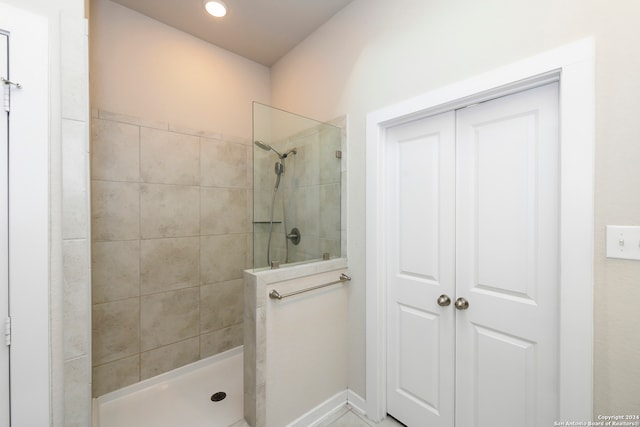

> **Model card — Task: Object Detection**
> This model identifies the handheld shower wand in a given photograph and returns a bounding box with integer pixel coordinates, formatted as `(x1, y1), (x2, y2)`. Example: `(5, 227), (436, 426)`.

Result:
(254, 141), (297, 190)
(254, 141), (298, 267)
(254, 140), (297, 160)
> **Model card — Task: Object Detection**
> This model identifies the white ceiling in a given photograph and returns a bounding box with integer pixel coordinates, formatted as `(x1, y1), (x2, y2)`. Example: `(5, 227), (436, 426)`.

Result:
(108, 0), (354, 66)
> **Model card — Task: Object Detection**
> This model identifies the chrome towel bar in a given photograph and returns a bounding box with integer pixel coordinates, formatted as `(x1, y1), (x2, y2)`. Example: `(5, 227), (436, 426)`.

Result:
(269, 273), (351, 300)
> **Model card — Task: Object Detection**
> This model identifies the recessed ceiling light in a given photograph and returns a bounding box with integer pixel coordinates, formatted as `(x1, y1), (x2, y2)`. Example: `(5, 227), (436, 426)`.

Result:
(203, 0), (227, 18)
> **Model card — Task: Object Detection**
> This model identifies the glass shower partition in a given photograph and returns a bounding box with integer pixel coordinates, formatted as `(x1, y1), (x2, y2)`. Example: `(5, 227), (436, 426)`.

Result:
(252, 102), (342, 270)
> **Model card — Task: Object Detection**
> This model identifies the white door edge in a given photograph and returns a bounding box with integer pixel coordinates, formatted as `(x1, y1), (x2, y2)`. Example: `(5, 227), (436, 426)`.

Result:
(365, 37), (594, 423)
(0, 3), (50, 426)
(0, 30), (9, 427)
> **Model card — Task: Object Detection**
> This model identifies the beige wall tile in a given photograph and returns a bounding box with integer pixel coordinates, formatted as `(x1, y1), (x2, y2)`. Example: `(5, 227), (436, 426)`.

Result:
(201, 235), (247, 283)
(253, 152), (277, 222)
(253, 231), (266, 268)
(92, 298), (140, 365)
(140, 237), (199, 295)
(91, 114), (257, 393)
(253, 227), (288, 268)
(92, 240), (140, 304)
(200, 279), (244, 333)
(291, 134), (320, 187)
(168, 123), (222, 140)
(62, 190), (89, 242)
(319, 239), (341, 261)
(320, 183), (341, 240)
(63, 356), (91, 427)
(289, 235), (320, 264)
(61, 13), (88, 121)
(246, 145), (253, 192)
(201, 138), (247, 188)
(201, 188), (248, 235)
(246, 189), (254, 231)
(62, 119), (89, 240)
(92, 355), (139, 397)
(60, 15), (91, 426)
(141, 128), (200, 185)
(140, 338), (199, 380)
(92, 181), (140, 241)
(98, 110), (168, 130)
(292, 185), (320, 238)
(319, 126), (342, 185)
(246, 233), (254, 269)
(140, 184), (200, 238)
(200, 324), (243, 358)
(63, 240), (91, 359)
(91, 118), (140, 182)
(140, 288), (199, 351)
(253, 188), (276, 224)
(222, 135), (250, 146)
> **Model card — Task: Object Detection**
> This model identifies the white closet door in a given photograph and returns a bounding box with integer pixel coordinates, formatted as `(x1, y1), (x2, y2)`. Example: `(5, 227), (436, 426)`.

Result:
(0, 31), (9, 427)
(455, 83), (560, 427)
(386, 111), (456, 427)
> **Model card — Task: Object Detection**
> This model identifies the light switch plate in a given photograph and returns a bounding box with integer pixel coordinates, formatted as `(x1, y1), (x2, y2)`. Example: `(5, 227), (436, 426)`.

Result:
(606, 225), (640, 260)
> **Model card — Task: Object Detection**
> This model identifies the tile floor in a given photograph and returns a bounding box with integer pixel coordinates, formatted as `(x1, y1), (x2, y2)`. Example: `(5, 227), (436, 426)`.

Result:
(230, 405), (405, 427)
(231, 407), (404, 427)
(320, 406), (405, 427)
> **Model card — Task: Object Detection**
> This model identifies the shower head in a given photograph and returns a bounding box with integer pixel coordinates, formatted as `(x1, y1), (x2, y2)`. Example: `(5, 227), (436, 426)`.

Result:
(254, 140), (283, 158)
(254, 140), (273, 152)
(254, 141), (296, 159)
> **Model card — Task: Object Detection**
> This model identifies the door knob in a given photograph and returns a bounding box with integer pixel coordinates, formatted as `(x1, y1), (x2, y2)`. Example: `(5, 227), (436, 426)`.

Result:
(455, 297), (469, 310)
(437, 294), (451, 307)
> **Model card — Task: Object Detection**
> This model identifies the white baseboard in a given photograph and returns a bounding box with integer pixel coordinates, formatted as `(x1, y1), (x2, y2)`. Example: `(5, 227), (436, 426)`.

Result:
(286, 390), (348, 427)
(285, 388), (368, 427)
(346, 389), (366, 415)
(94, 381), (363, 427)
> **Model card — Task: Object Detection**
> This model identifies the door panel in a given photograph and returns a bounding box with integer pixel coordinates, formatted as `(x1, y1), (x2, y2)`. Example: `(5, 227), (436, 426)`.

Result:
(398, 130), (440, 278)
(397, 305), (440, 406)
(473, 325), (535, 427)
(386, 112), (455, 427)
(386, 83), (559, 427)
(455, 83), (559, 427)
(474, 114), (536, 298)
(0, 31), (9, 427)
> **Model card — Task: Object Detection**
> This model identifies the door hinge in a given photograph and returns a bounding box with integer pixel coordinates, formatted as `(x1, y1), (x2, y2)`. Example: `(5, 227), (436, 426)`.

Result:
(2, 81), (8, 112)
(4, 316), (10, 346)
(2, 77), (22, 113)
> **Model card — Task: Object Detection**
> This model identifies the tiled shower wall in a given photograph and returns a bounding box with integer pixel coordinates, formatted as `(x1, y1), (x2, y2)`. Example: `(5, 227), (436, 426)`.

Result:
(59, 11), (91, 427)
(286, 124), (343, 262)
(90, 110), (252, 397)
(253, 120), (345, 268)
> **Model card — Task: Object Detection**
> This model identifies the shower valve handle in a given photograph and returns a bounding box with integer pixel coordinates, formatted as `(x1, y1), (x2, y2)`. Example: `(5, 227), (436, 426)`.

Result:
(286, 228), (301, 245)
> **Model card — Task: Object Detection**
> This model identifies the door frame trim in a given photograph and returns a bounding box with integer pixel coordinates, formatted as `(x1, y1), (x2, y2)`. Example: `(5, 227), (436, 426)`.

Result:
(365, 38), (595, 422)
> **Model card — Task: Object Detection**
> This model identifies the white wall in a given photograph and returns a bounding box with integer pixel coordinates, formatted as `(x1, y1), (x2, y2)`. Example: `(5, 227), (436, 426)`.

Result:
(90, 0), (271, 138)
(266, 269), (348, 426)
(271, 0), (640, 415)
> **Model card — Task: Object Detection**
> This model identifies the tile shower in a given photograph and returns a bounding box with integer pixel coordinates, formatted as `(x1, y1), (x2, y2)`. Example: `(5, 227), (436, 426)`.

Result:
(90, 104), (346, 425)
(252, 102), (344, 269)
(90, 110), (252, 396)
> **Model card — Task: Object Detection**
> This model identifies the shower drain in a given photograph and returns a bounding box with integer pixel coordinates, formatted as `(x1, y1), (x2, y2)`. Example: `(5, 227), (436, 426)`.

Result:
(210, 391), (227, 402)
